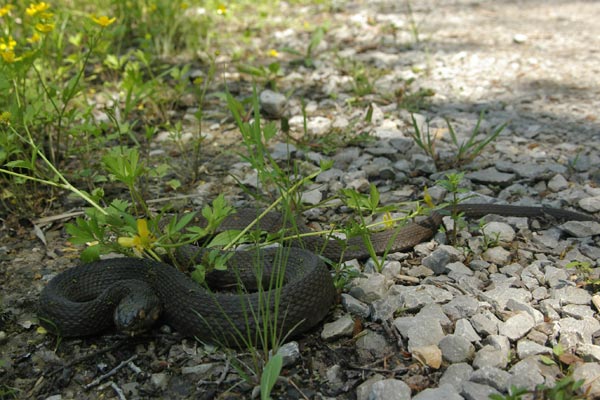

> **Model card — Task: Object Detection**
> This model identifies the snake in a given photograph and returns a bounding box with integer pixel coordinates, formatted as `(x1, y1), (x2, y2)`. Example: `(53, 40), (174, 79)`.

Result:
(38, 204), (596, 346)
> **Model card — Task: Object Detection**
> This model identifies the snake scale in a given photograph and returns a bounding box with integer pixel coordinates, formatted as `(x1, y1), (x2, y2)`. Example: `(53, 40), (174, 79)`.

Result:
(38, 204), (596, 346)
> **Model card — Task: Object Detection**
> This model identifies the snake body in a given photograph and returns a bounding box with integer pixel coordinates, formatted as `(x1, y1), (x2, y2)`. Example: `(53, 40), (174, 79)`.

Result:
(38, 204), (596, 345)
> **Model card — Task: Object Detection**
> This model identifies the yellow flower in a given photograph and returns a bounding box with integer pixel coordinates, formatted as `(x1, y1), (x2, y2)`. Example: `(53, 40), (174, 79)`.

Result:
(0, 111), (11, 124)
(423, 186), (435, 209)
(268, 49), (279, 58)
(1, 50), (21, 63)
(216, 4), (227, 15)
(180, 2), (189, 10)
(0, 5), (14, 17)
(0, 36), (16, 51)
(118, 219), (156, 254)
(35, 22), (54, 33)
(91, 15), (116, 27)
(27, 32), (41, 44)
(383, 211), (395, 228)
(26, 2), (50, 17)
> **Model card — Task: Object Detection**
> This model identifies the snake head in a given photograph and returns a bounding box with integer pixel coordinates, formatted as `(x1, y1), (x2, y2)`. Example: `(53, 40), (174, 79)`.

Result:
(113, 286), (162, 335)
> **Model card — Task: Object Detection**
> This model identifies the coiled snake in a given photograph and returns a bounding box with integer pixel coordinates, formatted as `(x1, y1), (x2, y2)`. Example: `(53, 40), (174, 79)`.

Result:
(38, 204), (596, 346)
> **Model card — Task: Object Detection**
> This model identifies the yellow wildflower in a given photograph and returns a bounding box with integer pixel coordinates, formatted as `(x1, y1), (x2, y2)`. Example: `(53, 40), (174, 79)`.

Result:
(423, 186), (435, 209)
(118, 219), (156, 254)
(180, 2), (189, 10)
(91, 15), (116, 27)
(0, 111), (11, 124)
(1, 50), (21, 63)
(0, 5), (13, 17)
(27, 32), (41, 44)
(383, 211), (395, 228)
(216, 4), (227, 15)
(268, 49), (279, 58)
(35, 22), (55, 33)
(0, 36), (16, 51)
(26, 2), (50, 17)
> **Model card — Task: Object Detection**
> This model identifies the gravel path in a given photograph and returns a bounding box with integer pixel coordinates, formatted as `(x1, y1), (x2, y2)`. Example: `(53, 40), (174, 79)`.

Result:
(1, 1), (600, 399)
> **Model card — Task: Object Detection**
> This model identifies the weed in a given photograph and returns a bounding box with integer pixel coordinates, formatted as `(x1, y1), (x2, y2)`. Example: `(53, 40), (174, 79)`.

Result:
(283, 24), (328, 68)
(409, 111), (506, 170)
(566, 260), (600, 288)
(434, 172), (471, 244)
(489, 376), (587, 400)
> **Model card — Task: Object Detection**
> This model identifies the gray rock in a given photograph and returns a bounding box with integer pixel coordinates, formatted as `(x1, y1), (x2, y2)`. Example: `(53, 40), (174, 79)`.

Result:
(506, 299), (544, 325)
(356, 374), (384, 400)
(259, 90), (286, 118)
(469, 366), (511, 392)
(516, 340), (552, 358)
(370, 294), (405, 322)
(482, 287), (532, 309)
(270, 142), (297, 160)
(349, 274), (391, 303)
(306, 116), (332, 135)
(499, 312), (535, 341)
(480, 222), (515, 243)
(412, 153), (437, 174)
(443, 296), (480, 320)
(151, 373), (169, 390)
(439, 335), (475, 363)
(558, 317), (600, 345)
(326, 364), (344, 389)
(300, 188), (322, 205)
(576, 344), (600, 362)
(406, 317), (445, 351)
(507, 357), (546, 390)
(579, 196), (600, 213)
(388, 284), (454, 309)
(467, 167), (515, 185)
(562, 304), (595, 319)
(544, 266), (569, 287)
(460, 381), (500, 400)
(439, 363), (474, 391)
(341, 293), (371, 318)
(547, 174), (569, 192)
(454, 319), (482, 342)
(422, 245), (463, 275)
(571, 362), (600, 398)
(446, 262), (474, 281)
(560, 220), (600, 237)
(316, 167), (343, 183)
(550, 285), (592, 305)
(472, 345), (508, 369)
(181, 363), (215, 375)
(415, 304), (452, 328)
(481, 246), (511, 265)
(276, 341), (300, 367)
(321, 314), (355, 340)
(470, 311), (501, 336)
(412, 384), (464, 400)
(368, 379), (412, 400)
(356, 331), (393, 359)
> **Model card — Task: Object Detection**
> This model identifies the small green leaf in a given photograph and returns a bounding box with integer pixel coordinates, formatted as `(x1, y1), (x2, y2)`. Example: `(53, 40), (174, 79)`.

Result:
(539, 355), (556, 366)
(260, 353), (283, 400)
(191, 265), (206, 284)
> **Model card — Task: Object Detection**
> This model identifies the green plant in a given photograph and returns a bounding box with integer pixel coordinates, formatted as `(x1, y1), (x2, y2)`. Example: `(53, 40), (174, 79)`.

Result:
(237, 61), (282, 91)
(283, 24), (328, 68)
(566, 260), (600, 288)
(489, 376), (587, 400)
(409, 111), (506, 170)
(260, 353), (282, 400)
(435, 172), (470, 244)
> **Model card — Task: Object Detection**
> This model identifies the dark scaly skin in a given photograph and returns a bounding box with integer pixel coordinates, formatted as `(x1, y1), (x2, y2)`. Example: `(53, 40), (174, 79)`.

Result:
(38, 203), (596, 345)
